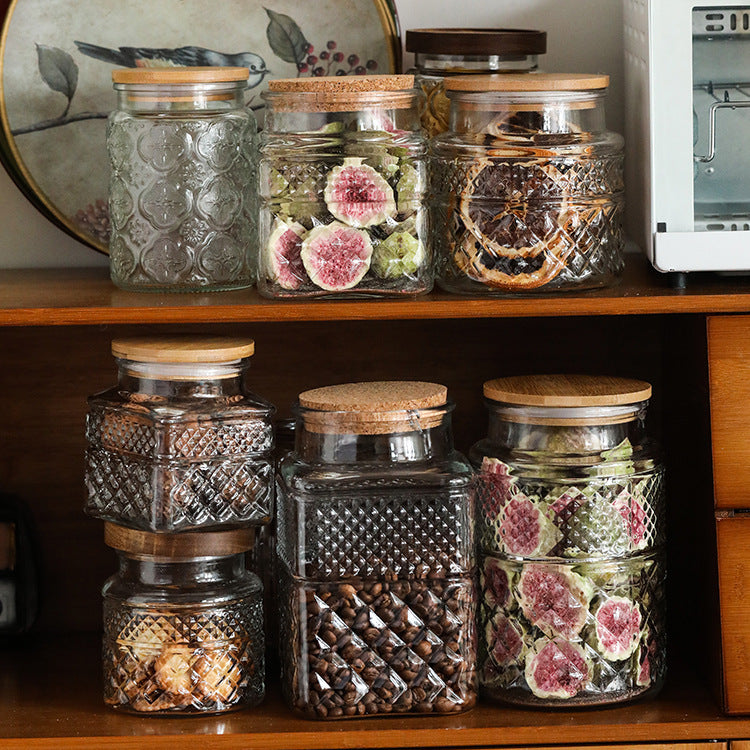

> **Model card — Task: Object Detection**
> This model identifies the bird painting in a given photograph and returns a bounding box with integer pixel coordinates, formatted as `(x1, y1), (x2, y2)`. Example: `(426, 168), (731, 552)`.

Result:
(73, 42), (270, 89)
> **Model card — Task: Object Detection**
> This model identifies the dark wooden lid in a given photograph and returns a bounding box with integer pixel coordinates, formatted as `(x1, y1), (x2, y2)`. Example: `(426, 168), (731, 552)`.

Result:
(104, 523), (254, 557)
(406, 28), (547, 56)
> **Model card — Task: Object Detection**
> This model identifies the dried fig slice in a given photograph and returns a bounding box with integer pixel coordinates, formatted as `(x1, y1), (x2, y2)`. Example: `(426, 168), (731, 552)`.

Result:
(300, 221), (373, 291)
(265, 218), (308, 290)
(324, 157), (396, 228)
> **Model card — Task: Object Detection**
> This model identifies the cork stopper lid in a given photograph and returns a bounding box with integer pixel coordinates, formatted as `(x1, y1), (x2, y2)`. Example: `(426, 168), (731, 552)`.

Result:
(406, 28), (547, 57)
(445, 72), (609, 92)
(112, 67), (250, 85)
(104, 523), (254, 558)
(111, 336), (255, 363)
(268, 74), (414, 94)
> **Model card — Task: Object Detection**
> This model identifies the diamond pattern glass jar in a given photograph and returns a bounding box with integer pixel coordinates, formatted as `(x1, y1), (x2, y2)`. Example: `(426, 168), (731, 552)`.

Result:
(431, 73), (625, 294)
(470, 375), (666, 707)
(85, 336), (275, 532)
(276, 381), (477, 718)
(107, 67), (257, 291)
(101, 524), (264, 714)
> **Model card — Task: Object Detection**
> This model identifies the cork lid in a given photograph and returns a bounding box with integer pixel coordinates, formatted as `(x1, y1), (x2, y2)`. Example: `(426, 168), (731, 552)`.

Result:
(112, 67), (250, 85)
(445, 72), (609, 92)
(268, 74), (414, 94)
(406, 28), (547, 57)
(104, 523), (254, 558)
(484, 375), (652, 407)
(111, 336), (255, 363)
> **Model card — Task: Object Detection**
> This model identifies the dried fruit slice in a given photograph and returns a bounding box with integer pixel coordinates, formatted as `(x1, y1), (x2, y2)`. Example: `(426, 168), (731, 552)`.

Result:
(518, 564), (593, 639)
(500, 493), (560, 557)
(562, 490), (628, 556)
(396, 162), (420, 215)
(486, 612), (525, 667)
(371, 231), (425, 279)
(482, 556), (513, 609)
(300, 221), (372, 291)
(265, 218), (308, 290)
(324, 157), (396, 227)
(613, 486), (648, 550)
(593, 596), (641, 660)
(525, 637), (591, 699)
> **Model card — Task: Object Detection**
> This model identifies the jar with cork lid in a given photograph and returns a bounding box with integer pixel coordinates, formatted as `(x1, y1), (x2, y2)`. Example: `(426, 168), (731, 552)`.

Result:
(257, 76), (431, 298)
(470, 375), (666, 707)
(84, 336), (275, 532)
(276, 381), (477, 718)
(101, 523), (264, 714)
(107, 67), (257, 292)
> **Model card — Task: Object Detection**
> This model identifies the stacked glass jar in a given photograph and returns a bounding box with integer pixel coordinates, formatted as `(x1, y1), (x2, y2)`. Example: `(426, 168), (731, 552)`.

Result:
(257, 75), (431, 297)
(470, 375), (666, 707)
(276, 381), (477, 718)
(85, 336), (275, 714)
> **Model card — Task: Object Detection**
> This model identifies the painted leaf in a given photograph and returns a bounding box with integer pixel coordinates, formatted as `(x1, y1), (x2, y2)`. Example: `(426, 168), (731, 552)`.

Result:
(265, 8), (309, 64)
(36, 44), (78, 101)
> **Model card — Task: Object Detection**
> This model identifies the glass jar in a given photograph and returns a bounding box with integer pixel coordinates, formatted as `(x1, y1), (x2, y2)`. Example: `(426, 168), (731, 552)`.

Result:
(470, 375), (666, 707)
(85, 336), (275, 532)
(257, 75), (431, 298)
(405, 28), (546, 136)
(276, 381), (477, 718)
(431, 73), (625, 295)
(101, 524), (264, 714)
(107, 67), (257, 292)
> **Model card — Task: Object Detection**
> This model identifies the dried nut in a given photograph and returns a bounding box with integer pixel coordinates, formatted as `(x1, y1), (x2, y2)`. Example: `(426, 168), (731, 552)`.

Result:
(154, 644), (194, 695)
(194, 650), (243, 702)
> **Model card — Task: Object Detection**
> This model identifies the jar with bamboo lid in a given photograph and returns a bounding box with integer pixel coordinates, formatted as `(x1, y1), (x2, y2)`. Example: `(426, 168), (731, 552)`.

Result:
(431, 73), (624, 295)
(107, 67), (258, 292)
(84, 335), (275, 532)
(257, 76), (431, 298)
(101, 524), (264, 714)
(405, 28), (546, 136)
(276, 381), (477, 718)
(470, 374), (666, 707)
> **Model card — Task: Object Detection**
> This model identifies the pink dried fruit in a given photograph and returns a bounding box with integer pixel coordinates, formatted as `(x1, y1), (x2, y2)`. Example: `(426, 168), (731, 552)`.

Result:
(593, 595), (642, 661)
(482, 556), (512, 608)
(300, 221), (372, 291)
(266, 218), (307, 290)
(323, 157), (396, 227)
(486, 612), (525, 667)
(525, 637), (591, 699)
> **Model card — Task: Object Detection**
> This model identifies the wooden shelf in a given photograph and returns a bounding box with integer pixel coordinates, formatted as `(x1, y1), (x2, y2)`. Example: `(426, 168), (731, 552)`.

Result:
(4, 256), (750, 326)
(0, 636), (745, 749)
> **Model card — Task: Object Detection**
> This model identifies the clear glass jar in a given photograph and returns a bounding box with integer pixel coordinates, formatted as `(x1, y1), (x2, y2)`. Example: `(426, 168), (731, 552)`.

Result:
(101, 524), (264, 714)
(257, 75), (431, 298)
(405, 28), (546, 136)
(276, 381), (477, 718)
(85, 336), (275, 532)
(431, 73), (625, 295)
(470, 375), (666, 707)
(107, 67), (257, 292)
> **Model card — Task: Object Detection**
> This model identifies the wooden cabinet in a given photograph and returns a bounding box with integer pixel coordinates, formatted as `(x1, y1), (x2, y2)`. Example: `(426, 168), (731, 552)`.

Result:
(3, 257), (750, 748)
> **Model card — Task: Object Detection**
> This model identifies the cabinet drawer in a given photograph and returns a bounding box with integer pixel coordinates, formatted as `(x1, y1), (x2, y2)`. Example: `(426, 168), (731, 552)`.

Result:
(708, 315), (750, 509)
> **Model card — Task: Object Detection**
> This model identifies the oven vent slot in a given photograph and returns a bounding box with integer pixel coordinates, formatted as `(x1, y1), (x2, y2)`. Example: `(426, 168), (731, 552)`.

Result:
(694, 7), (750, 36)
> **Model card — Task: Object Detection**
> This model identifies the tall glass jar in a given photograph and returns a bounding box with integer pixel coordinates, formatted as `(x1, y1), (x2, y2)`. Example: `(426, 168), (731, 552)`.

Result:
(107, 67), (257, 292)
(101, 524), (264, 714)
(432, 73), (625, 295)
(276, 381), (477, 718)
(405, 28), (546, 136)
(257, 76), (431, 298)
(470, 375), (666, 707)
(85, 336), (275, 532)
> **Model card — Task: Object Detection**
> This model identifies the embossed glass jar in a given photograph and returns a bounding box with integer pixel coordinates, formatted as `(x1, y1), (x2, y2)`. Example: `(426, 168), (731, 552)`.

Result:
(107, 67), (257, 292)
(85, 336), (275, 532)
(431, 74), (624, 295)
(470, 375), (666, 707)
(102, 524), (264, 714)
(405, 28), (546, 136)
(258, 76), (431, 298)
(276, 381), (477, 718)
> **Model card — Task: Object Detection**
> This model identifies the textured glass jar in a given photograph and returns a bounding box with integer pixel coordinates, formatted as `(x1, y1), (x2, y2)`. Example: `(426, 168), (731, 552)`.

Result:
(432, 73), (625, 295)
(257, 75), (431, 298)
(101, 524), (264, 714)
(276, 381), (477, 718)
(470, 375), (666, 707)
(107, 67), (257, 292)
(85, 336), (275, 532)
(405, 28), (546, 136)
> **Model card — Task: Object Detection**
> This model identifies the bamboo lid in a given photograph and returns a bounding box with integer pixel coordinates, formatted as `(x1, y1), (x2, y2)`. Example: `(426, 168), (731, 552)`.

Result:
(445, 72), (609, 92)
(484, 375), (652, 407)
(268, 74), (414, 94)
(111, 336), (255, 363)
(406, 28), (547, 56)
(104, 523), (254, 558)
(112, 67), (249, 84)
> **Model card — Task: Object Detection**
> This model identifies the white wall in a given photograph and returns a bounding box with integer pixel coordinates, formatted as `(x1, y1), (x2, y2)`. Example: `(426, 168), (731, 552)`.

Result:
(0, 0), (624, 269)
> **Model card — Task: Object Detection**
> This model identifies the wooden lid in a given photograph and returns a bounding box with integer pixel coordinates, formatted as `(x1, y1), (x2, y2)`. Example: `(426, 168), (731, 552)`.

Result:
(445, 72), (609, 92)
(406, 28), (547, 56)
(104, 523), (254, 558)
(111, 336), (254, 363)
(112, 67), (249, 84)
(483, 375), (652, 407)
(268, 74), (414, 94)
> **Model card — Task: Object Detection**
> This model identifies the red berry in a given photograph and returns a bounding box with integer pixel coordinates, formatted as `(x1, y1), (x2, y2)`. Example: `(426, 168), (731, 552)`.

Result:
(333, 52), (344, 62)
(348, 54), (359, 66)
(327, 40), (337, 50)
(307, 55), (318, 65)
(366, 59), (378, 71)
(313, 66), (325, 76)
(355, 65), (366, 75)
(335, 69), (347, 76)
(319, 50), (329, 60)
(297, 62), (308, 72)
(307, 43), (314, 54)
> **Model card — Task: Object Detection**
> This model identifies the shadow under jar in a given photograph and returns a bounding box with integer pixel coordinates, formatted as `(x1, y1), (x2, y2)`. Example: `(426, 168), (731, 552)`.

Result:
(102, 524), (264, 714)
(85, 336), (275, 532)
(276, 381), (477, 718)
(470, 375), (666, 707)
(257, 75), (431, 298)
(431, 73), (625, 295)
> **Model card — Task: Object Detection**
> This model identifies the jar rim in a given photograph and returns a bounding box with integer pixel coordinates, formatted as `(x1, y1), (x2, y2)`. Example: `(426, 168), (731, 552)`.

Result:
(406, 28), (547, 56)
